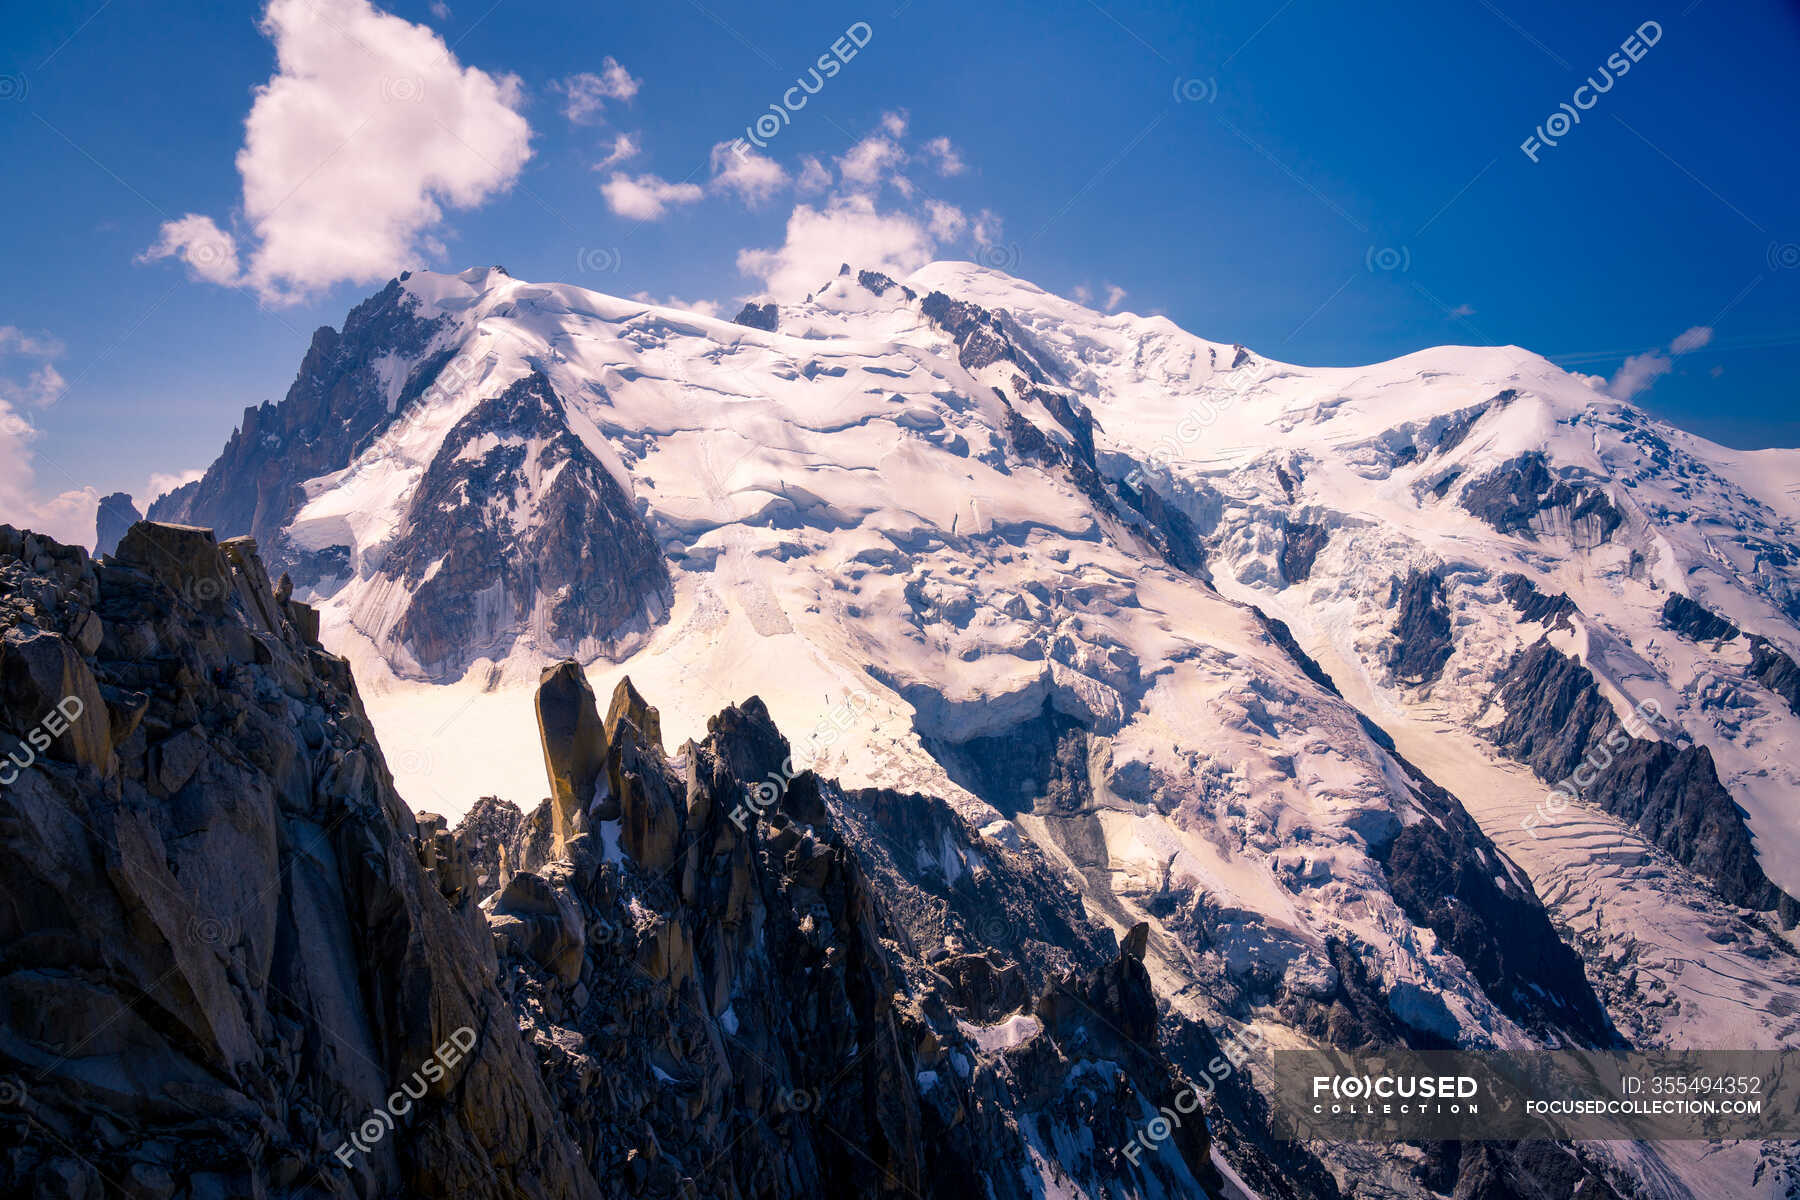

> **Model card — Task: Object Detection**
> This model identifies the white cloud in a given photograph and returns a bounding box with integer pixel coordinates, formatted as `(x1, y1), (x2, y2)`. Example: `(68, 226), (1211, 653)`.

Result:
(1449, 303), (1476, 318)
(630, 292), (723, 319)
(1609, 351), (1671, 400)
(1103, 284), (1127, 313)
(554, 58), (640, 123)
(1072, 284), (1093, 305)
(1608, 324), (1716, 400)
(795, 155), (832, 194)
(0, 328), (65, 359)
(137, 214), (242, 286)
(710, 142), (789, 207)
(600, 172), (703, 220)
(143, 0), (532, 305)
(972, 209), (1003, 249)
(736, 117), (1002, 302)
(837, 136), (908, 192)
(921, 136), (965, 176)
(147, 468), (207, 500)
(738, 193), (936, 302)
(1670, 325), (1713, 354)
(924, 199), (966, 241)
(0, 330), (98, 547)
(429, 0), (451, 18)
(595, 132), (640, 170)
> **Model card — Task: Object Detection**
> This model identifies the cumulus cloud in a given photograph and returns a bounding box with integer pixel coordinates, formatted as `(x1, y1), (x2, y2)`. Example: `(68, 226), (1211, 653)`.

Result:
(595, 132), (640, 170)
(921, 136), (965, 176)
(554, 58), (640, 123)
(1609, 352), (1671, 401)
(148, 468), (208, 501)
(137, 214), (242, 286)
(736, 114), (1002, 301)
(600, 172), (703, 220)
(142, 0), (532, 304)
(1670, 325), (1713, 354)
(710, 142), (789, 207)
(737, 193), (936, 301)
(0, 329), (98, 547)
(795, 155), (832, 194)
(1609, 324), (1714, 400)
(837, 136), (908, 193)
(924, 199), (967, 241)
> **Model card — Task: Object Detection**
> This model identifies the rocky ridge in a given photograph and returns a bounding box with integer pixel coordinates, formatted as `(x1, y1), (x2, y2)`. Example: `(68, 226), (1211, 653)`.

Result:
(0, 522), (1230, 1199)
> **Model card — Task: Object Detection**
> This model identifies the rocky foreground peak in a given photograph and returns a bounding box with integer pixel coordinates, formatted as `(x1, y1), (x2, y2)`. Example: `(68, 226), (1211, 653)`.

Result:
(0, 522), (1254, 1199)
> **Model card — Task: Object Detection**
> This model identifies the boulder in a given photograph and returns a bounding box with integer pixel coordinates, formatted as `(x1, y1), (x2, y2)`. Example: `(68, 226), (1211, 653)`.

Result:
(112, 522), (233, 616)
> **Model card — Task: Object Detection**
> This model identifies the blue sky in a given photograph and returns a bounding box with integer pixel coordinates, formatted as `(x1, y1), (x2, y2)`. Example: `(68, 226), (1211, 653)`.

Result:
(2, 0), (1796, 543)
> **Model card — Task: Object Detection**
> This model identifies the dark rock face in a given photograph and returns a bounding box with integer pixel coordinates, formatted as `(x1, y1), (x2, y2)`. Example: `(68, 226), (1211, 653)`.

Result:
(153, 283), (673, 680)
(1749, 636), (1800, 717)
(1500, 573), (1576, 628)
(1373, 750), (1614, 1043)
(1387, 568), (1454, 686)
(1491, 637), (1796, 924)
(0, 523), (597, 1198)
(93, 491), (141, 557)
(149, 278), (448, 575)
(924, 697), (1088, 820)
(1459, 452), (1622, 546)
(0, 525), (1224, 1200)
(1280, 521), (1329, 584)
(732, 301), (778, 331)
(378, 371), (672, 678)
(1661, 593), (1740, 642)
(856, 269), (897, 296)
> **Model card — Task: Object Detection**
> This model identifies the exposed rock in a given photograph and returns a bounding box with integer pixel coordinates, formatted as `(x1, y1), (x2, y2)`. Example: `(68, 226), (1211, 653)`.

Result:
(604, 675), (663, 753)
(1281, 521), (1329, 583)
(1661, 593), (1740, 643)
(732, 301), (779, 331)
(0, 527), (1230, 1199)
(1387, 567), (1454, 686)
(1501, 573), (1576, 628)
(379, 371), (672, 677)
(0, 527), (597, 1199)
(1459, 452), (1622, 545)
(1749, 636), (1800, 716)
(93, 491), (141, 557)
(1491, 637), (1797, 924)
(534, 659), (609, 850)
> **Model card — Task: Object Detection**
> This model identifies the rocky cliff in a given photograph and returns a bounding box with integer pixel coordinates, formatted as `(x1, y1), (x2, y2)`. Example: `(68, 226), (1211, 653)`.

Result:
(0, 523), (1223, 1199)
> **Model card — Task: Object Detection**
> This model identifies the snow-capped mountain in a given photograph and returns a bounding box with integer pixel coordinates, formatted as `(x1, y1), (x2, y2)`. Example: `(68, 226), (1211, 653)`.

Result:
(151, 261), (1800, 1197)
